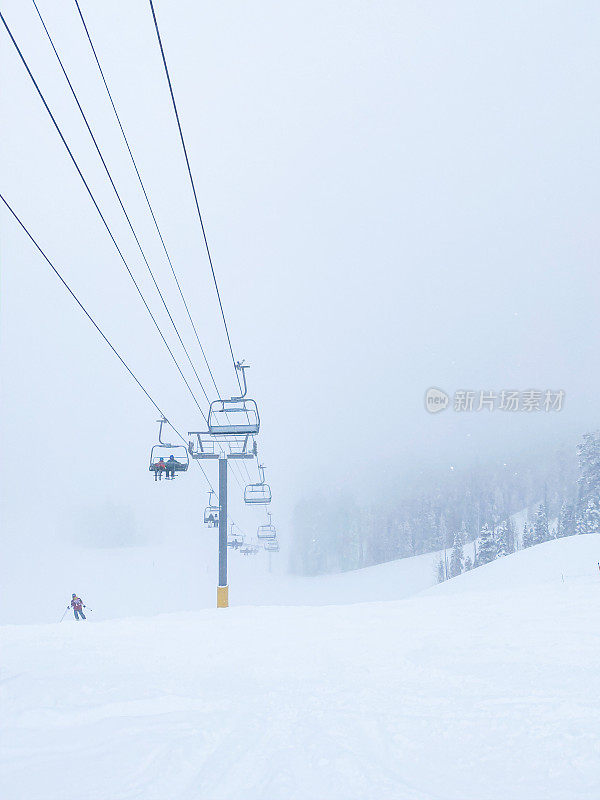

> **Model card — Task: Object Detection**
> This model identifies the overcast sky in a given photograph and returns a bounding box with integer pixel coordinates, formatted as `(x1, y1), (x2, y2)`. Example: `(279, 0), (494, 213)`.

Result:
(1, 0), (599, 551)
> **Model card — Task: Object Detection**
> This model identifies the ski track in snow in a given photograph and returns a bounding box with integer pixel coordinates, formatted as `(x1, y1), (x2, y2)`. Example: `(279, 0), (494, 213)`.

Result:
(1, 535), (600, 799)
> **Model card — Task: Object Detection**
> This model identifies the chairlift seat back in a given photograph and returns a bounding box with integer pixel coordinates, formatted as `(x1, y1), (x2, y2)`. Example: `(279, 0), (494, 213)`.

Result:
(244, 482), (272, 504)
(257, 524), (277, 540)
(208, 398), (260, 436)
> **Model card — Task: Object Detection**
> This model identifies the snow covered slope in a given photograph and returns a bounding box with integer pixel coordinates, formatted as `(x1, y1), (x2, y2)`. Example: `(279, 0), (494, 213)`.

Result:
(0, 536), (443, 624)
(2, 535), (599, 800)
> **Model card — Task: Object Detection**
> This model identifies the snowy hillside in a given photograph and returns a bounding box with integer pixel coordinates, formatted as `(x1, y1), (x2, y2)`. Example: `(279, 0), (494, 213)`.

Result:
(0, 502), (563, 626)
(2, 534), (599, 800)
(0, 536), (443, 624)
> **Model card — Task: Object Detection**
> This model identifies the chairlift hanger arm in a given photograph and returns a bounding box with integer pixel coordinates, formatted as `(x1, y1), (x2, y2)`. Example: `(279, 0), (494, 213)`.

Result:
(231, 361), (249, 400)
(157, 417), (175, 447)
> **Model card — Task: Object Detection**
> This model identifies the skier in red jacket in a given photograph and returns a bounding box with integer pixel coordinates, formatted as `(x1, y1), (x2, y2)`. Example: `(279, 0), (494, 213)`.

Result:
(70, 594), (86, 620)
(154, 458), (166, 481)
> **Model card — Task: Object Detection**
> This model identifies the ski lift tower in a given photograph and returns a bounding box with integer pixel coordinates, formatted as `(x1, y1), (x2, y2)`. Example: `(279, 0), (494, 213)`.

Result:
(188, 363), (258, 608)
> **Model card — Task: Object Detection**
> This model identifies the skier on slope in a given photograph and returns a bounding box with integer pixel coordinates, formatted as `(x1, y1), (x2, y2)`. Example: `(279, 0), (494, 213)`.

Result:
(69, 593), (87, 621)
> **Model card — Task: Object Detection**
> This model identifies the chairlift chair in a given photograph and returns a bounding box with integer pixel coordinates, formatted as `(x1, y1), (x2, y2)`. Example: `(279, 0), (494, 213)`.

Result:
(227, 537), (244, 549)
(244, 483), (272, 504)
(204, 508), (219, 527)
(257, 511), (277, 540)
(204, 491), (220, 527)
(149, 418), (189, 478)
(227, 522), (243, 548)
(244, 464), (272, 505)
(208, 399), (260, 436)
(207, 362), (260, 436)
(264, 539), (280, 552)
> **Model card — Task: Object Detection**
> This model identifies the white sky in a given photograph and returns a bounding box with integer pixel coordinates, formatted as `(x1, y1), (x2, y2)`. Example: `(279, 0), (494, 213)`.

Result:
(1, 0), (599, 550)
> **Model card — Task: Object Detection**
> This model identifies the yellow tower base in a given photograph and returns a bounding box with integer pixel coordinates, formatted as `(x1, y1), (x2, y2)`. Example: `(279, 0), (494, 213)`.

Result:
(217, 585), (229, 608)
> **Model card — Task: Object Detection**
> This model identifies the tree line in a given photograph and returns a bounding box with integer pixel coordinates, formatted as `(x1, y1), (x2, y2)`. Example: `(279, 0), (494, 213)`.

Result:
(438, 431), (600, 580)
(290, 432), (598, 577)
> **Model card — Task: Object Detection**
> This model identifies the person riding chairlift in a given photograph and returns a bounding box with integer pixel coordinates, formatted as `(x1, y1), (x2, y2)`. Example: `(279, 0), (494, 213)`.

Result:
(154, 457), (166, 481)
(165, 454), (180, 480)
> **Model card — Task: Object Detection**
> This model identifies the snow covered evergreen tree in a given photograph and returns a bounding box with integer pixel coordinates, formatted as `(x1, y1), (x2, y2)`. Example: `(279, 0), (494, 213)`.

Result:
(522, 521), (534, 549)
(577, 431), (600, 513)
(439, 514), (449, 550)
(449, 530), (464, 577)
(557, 501), (575, 538)
(495, 520), (509, 557)
(403, 520), (417, 556)
(437, 558), (446, 583)
(439, 514), (451, 574)
(506, 517), (516, 553)
(532, 504), (550, 545)
(575, 431), (600, 535)
(478, 523), (497, 564)
(588, 498), (600, 534)
(578, 497), (600, 535)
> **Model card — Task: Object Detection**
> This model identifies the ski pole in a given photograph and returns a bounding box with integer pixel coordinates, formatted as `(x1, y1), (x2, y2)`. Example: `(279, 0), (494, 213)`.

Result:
(59, 607), (69, 623)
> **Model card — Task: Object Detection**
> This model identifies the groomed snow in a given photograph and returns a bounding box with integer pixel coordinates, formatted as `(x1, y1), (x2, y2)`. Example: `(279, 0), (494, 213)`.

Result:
(2, 534), (599, 799)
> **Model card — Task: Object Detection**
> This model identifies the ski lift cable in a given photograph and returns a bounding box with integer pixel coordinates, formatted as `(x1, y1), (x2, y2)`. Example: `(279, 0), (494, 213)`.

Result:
(31, 0), (213, 411)
(0, 193), (254, 518)
(72, 0), (222, 402)
(69, 2), (254, 491)
(147, 2), (268, 488)
(7, 8), (259, 499)
(0, 11), (213, 421)
(0, 193), (169, 422)
(148, 0), (243, 397)
(6, 8), (247, 491)
(0, 193), (207, 481)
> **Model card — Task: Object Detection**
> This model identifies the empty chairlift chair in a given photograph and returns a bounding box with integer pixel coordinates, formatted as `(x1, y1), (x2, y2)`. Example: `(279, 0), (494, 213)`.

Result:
(208, 399), (259, 435)
(208, 362), (260, 436)
(244, 464), (271, 505)
(257, 512), (277, 540)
